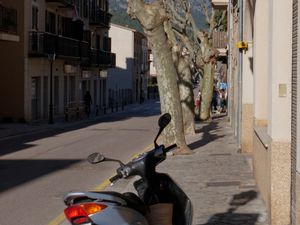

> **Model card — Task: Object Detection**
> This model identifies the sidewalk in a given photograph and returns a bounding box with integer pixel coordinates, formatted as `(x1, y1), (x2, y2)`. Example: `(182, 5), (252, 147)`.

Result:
(107, 117), (270, 225)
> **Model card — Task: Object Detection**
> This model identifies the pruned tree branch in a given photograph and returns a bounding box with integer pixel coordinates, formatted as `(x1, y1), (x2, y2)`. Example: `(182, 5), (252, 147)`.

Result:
(173, 28), (195, 59)
(215, 10), (227, 30)
(199, 0), (210, 25)
(164, 0), (186, 25)
(128, 0), (167, 32)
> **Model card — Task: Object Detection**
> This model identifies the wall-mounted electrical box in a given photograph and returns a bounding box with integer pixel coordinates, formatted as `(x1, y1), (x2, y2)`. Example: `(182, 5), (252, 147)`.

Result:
(236, 41), (248, 50)
(279, 83), (287, 97)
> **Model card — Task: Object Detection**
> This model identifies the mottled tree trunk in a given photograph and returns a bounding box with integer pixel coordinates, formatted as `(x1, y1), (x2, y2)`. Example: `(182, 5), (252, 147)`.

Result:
(150, 27), (189, 153)
(178, 57), (195, 135)
(200, 62), (215, 120)
(128, 0), (192, 154)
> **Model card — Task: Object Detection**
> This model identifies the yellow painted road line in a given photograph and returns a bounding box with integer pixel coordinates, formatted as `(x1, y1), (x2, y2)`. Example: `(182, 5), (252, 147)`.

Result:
(47, 143), (154, 225)
(92, 178), (111, 192)
(47, 213), (65, 225)
(130, 143), (153, 159)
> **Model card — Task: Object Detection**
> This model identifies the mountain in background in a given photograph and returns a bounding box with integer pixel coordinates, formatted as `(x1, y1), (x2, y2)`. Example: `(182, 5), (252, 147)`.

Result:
(109, 0), (207, 32)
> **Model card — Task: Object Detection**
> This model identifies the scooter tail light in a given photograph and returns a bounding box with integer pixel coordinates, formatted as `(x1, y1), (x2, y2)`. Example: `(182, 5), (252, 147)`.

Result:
(64, 203), (107, 224)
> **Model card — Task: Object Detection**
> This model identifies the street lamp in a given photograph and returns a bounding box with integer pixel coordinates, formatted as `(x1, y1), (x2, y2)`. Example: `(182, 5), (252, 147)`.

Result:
(48, 53), (56, 124)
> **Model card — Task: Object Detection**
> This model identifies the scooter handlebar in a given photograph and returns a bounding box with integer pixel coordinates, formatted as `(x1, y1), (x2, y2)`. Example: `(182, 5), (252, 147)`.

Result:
(109, 174), (121, 183)
(163, 144), (177, 153)
(109, 144), (177, 183)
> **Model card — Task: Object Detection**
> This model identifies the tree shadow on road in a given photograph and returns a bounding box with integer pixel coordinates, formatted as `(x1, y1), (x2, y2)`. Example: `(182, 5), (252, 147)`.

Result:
(0, 101), (161, 193)
(0, 159), (82, 193)
(0, 100), (161, 157)
(197, 190), (261, 225)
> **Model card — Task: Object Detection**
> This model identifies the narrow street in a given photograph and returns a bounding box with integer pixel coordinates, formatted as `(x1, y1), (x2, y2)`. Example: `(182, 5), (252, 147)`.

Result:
(0, 101), (161, 225)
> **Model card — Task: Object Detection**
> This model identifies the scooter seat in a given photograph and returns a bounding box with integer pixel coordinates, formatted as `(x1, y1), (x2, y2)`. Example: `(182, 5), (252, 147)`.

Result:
(103, 191), (147, 215)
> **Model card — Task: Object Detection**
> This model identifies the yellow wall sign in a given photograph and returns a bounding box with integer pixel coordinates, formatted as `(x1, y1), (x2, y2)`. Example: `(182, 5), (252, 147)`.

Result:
(236, 41), (248, 49)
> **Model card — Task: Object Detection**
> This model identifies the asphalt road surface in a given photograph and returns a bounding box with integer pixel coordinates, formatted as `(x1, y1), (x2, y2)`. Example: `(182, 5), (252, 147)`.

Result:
(0, 101), (161, 225)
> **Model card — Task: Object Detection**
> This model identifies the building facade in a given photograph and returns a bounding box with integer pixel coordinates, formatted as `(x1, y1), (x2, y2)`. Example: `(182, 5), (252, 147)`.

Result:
(0, 0), (115, 122)
(224, 0), (300, 224)
(107, 24), (149, 107)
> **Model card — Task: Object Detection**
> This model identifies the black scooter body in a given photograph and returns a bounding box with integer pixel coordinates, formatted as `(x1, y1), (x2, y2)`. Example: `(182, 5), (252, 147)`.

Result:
(133, 172), (192, 225)
(64, 113), (193, 225)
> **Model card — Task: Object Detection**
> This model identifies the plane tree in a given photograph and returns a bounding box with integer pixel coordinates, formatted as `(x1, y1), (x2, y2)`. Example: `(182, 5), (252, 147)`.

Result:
(163, 0), (226, 120)
(127, 0), (226, 154)
(127, 0), (192, 155)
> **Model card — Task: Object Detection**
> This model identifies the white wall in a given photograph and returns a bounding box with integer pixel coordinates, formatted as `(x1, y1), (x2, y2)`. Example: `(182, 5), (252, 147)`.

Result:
(268, 0), (292, 141)
(242, 48), (253, 104)
(242, 0), (254, 104)
(107, 24), (135, 90)
(253, 0), (269, 123)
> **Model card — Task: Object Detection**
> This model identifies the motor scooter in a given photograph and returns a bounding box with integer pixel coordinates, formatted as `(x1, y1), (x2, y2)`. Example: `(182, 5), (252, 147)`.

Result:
(63, 113), (193, 225)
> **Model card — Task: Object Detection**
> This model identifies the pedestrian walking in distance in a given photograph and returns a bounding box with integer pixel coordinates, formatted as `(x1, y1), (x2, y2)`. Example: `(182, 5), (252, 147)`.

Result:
(84, 91), (92, 117)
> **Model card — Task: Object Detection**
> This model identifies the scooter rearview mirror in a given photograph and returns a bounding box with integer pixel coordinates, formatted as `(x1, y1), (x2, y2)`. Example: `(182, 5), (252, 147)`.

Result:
(154, 113), (172, 147)
(158, 113), (171, 130)
(87, 152), (105, 164)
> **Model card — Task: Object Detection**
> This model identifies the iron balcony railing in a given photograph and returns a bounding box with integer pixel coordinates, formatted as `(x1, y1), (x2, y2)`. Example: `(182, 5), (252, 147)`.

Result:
(90, 48), (116, 68)
(28, 31), (89, 59)
(89, 7), (111, 27)
(0, 4), (17, 34)
(212, 31), (227, 49)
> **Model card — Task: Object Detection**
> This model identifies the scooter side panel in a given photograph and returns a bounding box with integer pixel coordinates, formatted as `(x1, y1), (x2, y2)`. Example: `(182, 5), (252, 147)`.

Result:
(157, 173), (193, 225)
(90, 204), (148, 225)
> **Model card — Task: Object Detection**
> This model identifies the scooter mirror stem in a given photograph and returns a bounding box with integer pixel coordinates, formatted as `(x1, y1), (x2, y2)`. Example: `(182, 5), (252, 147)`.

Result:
(154, 128), (163, 148)
(104, 157), (125, 166)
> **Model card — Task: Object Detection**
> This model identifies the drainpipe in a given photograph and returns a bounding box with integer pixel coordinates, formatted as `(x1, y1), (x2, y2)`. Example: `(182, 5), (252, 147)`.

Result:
(227, 0), (232, 122)
(237, 0), (244, 149)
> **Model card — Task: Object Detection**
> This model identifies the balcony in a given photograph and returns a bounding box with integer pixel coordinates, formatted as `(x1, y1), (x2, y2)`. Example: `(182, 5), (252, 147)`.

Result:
(103, 37), (112, 52)
(28, 31), (89, 59)
(0, 5), (17, 34)
(90, 48), (116, 68)
(211, 0), (228, 9)
(89, 8), (111, 27)
(212, 31), (227, 56)
(45, 0), (73, 7)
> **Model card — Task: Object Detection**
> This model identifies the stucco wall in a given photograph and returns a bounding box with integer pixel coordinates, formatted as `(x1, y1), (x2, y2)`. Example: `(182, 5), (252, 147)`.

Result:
(270, 141), (291, 225)
(253, 132), (271, 212)
(241, 104), (253, 153)
(253, 135), (291, 225)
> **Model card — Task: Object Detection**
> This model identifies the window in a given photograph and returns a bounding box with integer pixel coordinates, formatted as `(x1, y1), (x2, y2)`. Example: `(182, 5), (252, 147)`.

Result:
(57, 15), (61, 35)
(103, 36), (108, 51)
(83, 0), (88, 18)
(32, 6), (38, 30)
(104, 0), (108, 11)
(76, 0), (83, 18)
(45, 10), (56, 34)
